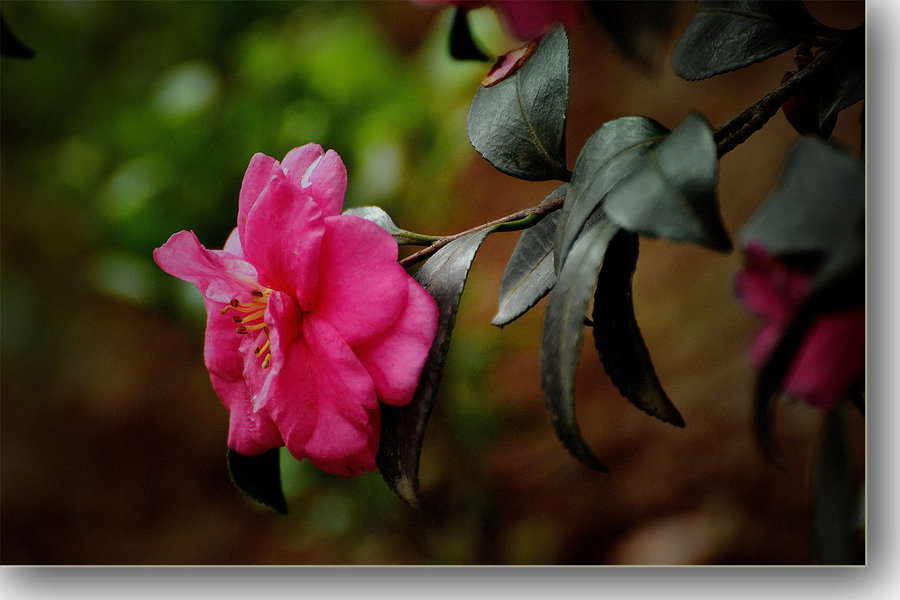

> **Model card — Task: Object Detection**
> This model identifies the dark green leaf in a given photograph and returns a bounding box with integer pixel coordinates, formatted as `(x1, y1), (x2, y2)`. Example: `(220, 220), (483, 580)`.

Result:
(818, 26), (865, 129)
(541, 217), (619, 471)
(812, 409), (864, 564)
(603, 112), (731, 251)
(588, 0), (683, 68)
(592, 231), (684, 426)
(467, 24), (569, 181)
(740, 137), (864, 256)
(492, 185), (566, 327)
(226, 448), (287, 514)
(377, 228), (493, 506)
(449, 7), (490, 62)
(672, 0), (818, 81)
(555, 116), (667, 272)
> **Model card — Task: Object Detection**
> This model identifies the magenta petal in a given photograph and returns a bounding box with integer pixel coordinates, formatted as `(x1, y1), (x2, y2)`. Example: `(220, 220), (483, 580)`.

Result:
(238, 153), (281, 249)
(315, 215), (409, 346)
(242, 173), (325, 311)
(782, 310), (865, 410)
(153, 230), (259, 303)
(202, 299), (282, 455)
(281, 144), (346, 217)
(356, 279), (439, 405)
(249, 291), (305, 412)
(289, 317), (380, 476)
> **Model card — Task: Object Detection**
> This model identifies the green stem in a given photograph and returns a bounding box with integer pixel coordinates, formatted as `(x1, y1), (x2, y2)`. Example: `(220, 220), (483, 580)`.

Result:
(395, 230), (443, 246)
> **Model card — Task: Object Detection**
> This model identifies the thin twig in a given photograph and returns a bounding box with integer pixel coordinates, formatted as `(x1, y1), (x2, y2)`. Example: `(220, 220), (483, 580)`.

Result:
(713, 36), (848, 156)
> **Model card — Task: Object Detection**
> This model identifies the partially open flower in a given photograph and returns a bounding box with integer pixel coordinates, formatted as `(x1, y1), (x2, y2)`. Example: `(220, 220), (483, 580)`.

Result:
(735, 243), (864, 410)
(154, 144), (439, 476)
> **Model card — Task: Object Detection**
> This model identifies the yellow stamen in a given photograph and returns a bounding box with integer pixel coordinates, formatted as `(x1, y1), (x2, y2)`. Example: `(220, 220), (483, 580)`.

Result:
(221, 288), (274, 370)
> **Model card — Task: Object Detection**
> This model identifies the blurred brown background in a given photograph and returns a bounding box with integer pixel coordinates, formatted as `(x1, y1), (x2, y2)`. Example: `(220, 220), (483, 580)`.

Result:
(1, 1), (865, 565)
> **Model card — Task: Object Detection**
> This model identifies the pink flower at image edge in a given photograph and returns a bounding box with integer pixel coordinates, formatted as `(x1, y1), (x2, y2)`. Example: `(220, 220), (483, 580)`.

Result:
(416, 0), (579, 41)
(154, 144), (439, 476)
(735, 242), (864, 410)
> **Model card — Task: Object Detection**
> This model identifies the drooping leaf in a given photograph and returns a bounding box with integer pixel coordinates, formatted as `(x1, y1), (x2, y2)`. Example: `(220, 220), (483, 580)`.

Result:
(592, 231), (684, 426)
(603, 112), (731, 251)
(492, 185), (566, 327)
(818, 26), (865, 130)
(588, 0), (683, 68)
(740, 137), (864, 256)
(672, 0), (819, 81)
(377, 228), (494, 506)
(541, 216), (619, 471)
(555, 116), (667, 272)
(226, 448), (287, 514)
(467, 24), (569, 181)
(812, 409), (864, 564)
(449, 7), (490, 62)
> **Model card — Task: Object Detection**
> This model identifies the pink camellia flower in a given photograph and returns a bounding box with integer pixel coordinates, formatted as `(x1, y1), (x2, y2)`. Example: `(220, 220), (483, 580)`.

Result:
(735, 243), (864, 410)
(154, 144), (439, 476)
(418, 0), (579, 41)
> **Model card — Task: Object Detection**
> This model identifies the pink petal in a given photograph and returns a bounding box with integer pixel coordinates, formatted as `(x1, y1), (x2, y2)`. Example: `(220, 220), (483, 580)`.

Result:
(242, 172), (325, 311)
(153, 230), (259, 304)
(356, 278), (439, 405)
(223, 227), (244, 258)
(202, 298), (282, 455)
(247, 291), (305, 412)
(782, 310), (865, 410)
(293, 318), (380, 476)
(314, 215), (409, 347)
(281, 144), (347, 217)
(238, 153), (281, 249)
(495, 0), (579, 40)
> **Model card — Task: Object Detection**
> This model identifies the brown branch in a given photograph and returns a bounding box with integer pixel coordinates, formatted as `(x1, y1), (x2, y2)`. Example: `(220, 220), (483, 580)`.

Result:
(713, 37), (847, 156)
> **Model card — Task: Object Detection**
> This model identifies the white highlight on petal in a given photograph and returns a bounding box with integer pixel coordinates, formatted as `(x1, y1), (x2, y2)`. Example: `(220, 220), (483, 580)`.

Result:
(300, 154), (324, 188)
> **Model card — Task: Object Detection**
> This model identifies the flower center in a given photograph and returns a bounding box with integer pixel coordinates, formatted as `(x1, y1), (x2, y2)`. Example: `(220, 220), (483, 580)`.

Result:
(221, 289), (272, 369)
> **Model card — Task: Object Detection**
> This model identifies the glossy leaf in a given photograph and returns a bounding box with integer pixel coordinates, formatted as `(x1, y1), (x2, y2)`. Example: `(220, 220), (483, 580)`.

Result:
(592, 231), (684, 426)
(603, 112), (731, 251)
(226, 448), (287, 514)
(541, 217), (619, 471)
(377, 228), (493, 506)
(818, 26), (865, 129)
(449, 7), (490, 62)
(467, 24), (569, 181)
(672, 0), (818, 81)
(740, 137), (864, 256)
(589, 0), (683, 68)
(555, 116), (667, 272)
(492, 185), (566, 327)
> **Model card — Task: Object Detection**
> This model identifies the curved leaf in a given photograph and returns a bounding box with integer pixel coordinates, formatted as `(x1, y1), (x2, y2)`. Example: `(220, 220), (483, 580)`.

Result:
(555, 116), (667, 272)
(467, 24), (569, 181)
(377, 228), (493, 506)
(672, 0), (818, 81)
(342, 206), (403, 236)
(492, 185), (566, 327)
(740, 137), (864, 256)
(592, 231), (684, 426)
(541, 217), (619, 471)
(226, 448), (287, 514)
(603, 112), (731, 251)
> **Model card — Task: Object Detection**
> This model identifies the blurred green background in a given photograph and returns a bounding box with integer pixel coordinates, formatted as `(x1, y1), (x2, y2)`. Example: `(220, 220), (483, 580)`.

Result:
(1, 1), (864, 565)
